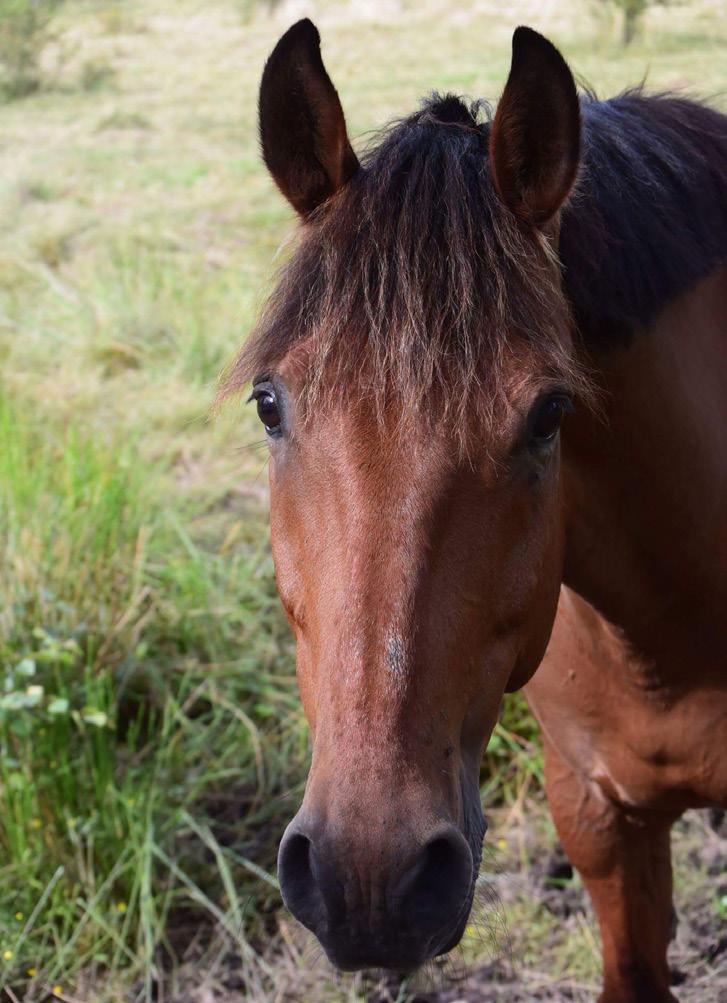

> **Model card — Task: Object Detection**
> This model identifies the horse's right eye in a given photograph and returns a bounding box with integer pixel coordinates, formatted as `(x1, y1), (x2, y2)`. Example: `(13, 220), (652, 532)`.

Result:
(253, 386), (282, 435)
(528, 393), (572, 450)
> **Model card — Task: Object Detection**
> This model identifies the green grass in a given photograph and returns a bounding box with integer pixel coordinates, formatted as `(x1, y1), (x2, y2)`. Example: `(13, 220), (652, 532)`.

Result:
(0, 388), (303, 996)
(0, 0), (725, 999)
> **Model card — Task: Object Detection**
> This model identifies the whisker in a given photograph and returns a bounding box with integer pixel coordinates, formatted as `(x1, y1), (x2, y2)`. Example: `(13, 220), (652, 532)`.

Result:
(252, 457), (270, 485)
(233, 439), (269, 454)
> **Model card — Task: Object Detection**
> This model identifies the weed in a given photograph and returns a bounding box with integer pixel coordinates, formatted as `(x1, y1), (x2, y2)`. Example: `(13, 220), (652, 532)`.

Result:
(96, 110), (151, 131)
(0, 0), (64, 100)
(80, 60), (115, 93)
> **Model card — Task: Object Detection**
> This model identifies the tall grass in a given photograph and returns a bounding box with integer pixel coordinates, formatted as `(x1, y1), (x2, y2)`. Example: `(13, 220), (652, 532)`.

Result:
(0, 388), (303, 998)
(0, 0), (64, 100)
(85, 238), (240, 386)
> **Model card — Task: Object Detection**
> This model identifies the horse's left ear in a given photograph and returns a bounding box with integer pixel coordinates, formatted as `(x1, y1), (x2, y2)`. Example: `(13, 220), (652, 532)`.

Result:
(490, 27), (580, 229)
(259, 19), (359, 218)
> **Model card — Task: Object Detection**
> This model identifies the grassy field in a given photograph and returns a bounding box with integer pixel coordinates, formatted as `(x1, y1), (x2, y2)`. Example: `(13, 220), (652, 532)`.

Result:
(1, 0), (726, 1000)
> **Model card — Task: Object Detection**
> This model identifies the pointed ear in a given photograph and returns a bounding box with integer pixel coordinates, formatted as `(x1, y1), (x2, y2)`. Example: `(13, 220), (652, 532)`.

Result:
(259, 19), (359, 218)
(489, 27), (580, 229)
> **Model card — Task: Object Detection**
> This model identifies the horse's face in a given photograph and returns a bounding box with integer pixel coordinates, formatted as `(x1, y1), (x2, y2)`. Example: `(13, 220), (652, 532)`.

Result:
(263, 350), (568, 969)
(235, 20), (582, 971)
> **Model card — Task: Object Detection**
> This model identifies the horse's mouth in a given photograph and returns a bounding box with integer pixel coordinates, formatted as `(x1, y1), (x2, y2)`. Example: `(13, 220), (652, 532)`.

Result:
(323, 917), (468, 974)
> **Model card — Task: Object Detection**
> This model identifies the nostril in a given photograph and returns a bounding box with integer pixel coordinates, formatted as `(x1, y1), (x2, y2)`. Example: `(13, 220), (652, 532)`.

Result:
(278, 831), (312, 905)
(397, 829), (473, 932)
(420, 836), (464, 898)
(278, 827), (327, 936)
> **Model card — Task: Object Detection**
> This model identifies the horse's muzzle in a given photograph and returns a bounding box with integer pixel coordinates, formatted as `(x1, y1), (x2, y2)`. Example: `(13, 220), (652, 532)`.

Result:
(277, 817), (474, 971)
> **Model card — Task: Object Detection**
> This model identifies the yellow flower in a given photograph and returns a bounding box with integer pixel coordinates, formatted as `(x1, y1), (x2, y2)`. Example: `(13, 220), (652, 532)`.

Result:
(30, 818), (42, 830)
(497, 838), (507, 850)
(15, 912), (23, 921)
(116, 901), (127, 914)
(27, 967), (37, 977)
(52, 986), (63, 998)
(2, 949), (13, 960)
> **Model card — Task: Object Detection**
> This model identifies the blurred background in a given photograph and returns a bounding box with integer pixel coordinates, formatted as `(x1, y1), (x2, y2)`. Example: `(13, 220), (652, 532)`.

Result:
(0, 1), (726, 1000)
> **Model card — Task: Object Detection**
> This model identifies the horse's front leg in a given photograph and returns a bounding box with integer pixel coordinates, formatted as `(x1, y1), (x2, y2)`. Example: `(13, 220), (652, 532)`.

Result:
(542, 734), (679, 1003)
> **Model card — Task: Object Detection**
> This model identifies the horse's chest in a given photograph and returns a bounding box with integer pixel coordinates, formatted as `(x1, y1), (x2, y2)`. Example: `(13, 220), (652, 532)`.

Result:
(529, 588), (727, 812)
(591, 689), (727, 811)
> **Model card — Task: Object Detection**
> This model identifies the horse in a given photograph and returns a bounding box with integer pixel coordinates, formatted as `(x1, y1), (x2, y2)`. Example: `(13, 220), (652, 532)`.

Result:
(219, 20), (727, 1002)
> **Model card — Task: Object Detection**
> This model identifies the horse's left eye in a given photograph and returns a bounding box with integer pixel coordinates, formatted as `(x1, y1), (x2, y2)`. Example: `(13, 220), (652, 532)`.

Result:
(530, 394), (571, 446)
(254, 387), (281, 434)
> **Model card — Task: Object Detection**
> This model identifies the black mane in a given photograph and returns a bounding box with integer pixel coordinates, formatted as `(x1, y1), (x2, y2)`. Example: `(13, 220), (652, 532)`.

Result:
(562, 91), (727, 345)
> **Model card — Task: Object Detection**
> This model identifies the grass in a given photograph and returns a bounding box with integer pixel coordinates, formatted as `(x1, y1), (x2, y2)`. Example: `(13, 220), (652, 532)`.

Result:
(0, 0), (63, 101)
(0, 389), (301, 997)
(0, 0), (725, 999)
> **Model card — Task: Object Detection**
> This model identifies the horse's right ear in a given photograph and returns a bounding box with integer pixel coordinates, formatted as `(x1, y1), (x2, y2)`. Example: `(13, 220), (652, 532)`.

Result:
(259, 19), (359, 218)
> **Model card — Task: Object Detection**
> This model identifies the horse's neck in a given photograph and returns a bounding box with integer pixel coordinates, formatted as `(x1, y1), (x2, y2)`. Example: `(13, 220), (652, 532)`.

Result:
(562, 263), (727, 676)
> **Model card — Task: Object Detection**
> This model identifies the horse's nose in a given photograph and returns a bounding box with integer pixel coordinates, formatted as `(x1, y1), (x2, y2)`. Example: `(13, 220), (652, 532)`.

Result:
(277, 816), (473, 970)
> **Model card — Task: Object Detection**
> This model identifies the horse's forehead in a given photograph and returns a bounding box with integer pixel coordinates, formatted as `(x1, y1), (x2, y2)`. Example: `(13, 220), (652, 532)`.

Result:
(296, 407), (460, 490)
(276, 331), (553, 419)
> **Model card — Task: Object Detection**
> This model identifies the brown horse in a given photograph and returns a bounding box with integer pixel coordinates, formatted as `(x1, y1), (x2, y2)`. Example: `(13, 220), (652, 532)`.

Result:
(220, 21), (727, 1002)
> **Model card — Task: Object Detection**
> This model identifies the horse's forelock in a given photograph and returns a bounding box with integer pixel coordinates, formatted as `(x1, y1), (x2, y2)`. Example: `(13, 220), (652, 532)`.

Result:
(218, 94), (590, 441)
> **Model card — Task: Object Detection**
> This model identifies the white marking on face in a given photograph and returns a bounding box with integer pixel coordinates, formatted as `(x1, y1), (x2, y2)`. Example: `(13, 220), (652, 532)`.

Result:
(385, 631), (408, 688)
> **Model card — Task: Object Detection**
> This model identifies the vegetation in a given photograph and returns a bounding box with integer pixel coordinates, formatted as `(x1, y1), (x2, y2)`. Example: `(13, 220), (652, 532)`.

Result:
(0, 0), (64, 99)
(605, 0), (669, 45)
(0, 0), (725, 999)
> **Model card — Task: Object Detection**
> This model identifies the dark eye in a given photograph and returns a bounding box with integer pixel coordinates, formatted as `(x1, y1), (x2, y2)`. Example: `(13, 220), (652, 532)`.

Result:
(252, 385), (281, 435)
(529, 394), (571, 446)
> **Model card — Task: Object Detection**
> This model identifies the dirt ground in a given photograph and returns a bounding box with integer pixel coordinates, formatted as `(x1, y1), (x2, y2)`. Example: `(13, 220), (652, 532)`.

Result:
(406, 809), (727, 1003)
(168, 806), (727, 1003)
